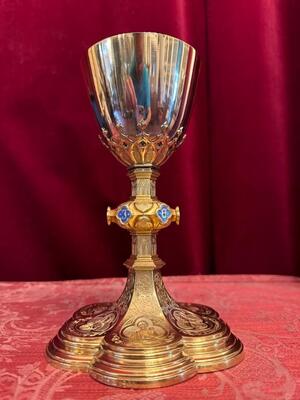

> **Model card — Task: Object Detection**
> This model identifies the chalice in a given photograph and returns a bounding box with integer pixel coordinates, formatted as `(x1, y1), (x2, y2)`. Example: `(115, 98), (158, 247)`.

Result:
(46, 32), (243, 388)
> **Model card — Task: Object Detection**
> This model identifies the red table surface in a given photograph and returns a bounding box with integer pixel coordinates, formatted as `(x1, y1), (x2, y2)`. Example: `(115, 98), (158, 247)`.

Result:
(1, 274), (300, 400)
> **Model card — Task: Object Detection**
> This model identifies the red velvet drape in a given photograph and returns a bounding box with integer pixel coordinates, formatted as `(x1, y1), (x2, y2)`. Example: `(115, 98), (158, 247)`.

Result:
(1, 0), (299, 280)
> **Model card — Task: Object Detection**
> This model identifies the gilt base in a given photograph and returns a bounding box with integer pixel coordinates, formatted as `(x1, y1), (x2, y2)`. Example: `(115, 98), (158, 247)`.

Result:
(46, 270), (244, 388)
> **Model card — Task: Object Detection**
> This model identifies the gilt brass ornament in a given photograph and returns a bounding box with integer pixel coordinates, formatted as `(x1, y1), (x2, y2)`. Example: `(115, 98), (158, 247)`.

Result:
(46, 32), (243, 388)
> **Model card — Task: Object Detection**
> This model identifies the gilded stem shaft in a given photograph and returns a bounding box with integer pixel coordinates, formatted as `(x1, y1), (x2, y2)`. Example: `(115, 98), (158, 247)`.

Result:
(124, 167), (164, 270)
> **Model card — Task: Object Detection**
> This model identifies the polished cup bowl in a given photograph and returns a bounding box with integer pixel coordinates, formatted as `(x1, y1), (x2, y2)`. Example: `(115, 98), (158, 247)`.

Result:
(84, 32), (199, 167)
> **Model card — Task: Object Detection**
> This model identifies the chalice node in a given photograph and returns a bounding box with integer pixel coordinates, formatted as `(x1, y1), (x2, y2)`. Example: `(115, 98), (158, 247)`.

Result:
(46, 32), (243, 388)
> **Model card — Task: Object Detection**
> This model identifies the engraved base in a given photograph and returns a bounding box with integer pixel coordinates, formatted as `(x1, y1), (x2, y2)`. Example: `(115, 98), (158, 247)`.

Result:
(46, 270), (244, 388)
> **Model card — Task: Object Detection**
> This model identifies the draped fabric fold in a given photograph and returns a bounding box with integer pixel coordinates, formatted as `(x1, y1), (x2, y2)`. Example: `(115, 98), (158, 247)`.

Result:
(0, 0), (299, 280)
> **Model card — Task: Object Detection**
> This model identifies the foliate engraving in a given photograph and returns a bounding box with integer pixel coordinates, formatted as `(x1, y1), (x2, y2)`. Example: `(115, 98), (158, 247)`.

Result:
(170, 309), (221, 336)
(73, 311), (118, 336)
(116, 270), (135, 314)
(154, 271), (221, 336)
(66, 307), (118, 338)
(179, 302), (219, 318)
(64, 272), (134, 338)
(154, 270), (177, 309)
(73, 302), (113, 319)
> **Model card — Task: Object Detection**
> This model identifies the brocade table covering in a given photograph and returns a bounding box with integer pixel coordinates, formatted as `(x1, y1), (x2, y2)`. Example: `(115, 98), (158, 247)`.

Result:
(1, 275), (300, 400)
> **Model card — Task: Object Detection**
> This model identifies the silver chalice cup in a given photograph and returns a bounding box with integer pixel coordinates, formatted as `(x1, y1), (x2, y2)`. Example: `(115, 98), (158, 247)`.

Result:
(84, 32), (198, 166)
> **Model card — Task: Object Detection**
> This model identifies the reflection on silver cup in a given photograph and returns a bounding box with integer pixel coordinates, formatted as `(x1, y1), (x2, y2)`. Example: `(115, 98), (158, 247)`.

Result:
(84, 32), (198, 166)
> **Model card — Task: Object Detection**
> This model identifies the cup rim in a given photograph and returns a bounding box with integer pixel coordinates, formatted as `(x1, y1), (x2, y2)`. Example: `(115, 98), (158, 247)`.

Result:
(88, 32), (196, 53)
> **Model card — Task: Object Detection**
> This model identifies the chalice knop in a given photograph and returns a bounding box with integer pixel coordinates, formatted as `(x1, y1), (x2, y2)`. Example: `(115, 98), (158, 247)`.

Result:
(46, 32), (244, 388)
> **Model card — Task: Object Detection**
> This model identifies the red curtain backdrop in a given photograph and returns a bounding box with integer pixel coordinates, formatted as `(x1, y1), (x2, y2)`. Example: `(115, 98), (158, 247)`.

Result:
(0, 0), (299, 280)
